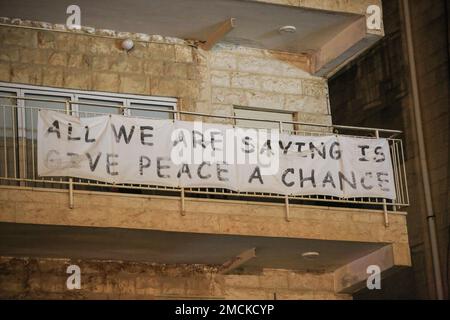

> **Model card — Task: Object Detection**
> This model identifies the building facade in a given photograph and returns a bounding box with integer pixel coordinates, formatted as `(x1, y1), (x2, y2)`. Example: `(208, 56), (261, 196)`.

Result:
(0, 0), (411, 299)
(329, 0), (449, 299)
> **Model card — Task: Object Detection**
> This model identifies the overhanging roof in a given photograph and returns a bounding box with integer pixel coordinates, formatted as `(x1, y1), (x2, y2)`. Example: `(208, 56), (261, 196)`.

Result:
(0, 222), (384, 273)
(0, 0), (384, 77)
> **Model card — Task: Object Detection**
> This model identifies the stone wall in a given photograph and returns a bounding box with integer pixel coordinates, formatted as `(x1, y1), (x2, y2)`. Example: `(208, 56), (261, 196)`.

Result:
(0, 256), (348, 300)
(0, 187), (411, 251)
(0, 24), (330, 126)
(329, 0), (450, 299)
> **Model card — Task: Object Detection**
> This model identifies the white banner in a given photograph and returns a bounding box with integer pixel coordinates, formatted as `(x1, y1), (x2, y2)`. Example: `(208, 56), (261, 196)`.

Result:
(37, 110), (396, 199)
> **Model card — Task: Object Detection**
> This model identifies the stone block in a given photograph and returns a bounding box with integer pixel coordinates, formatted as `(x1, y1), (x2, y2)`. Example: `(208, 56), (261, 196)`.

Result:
(42, 66), (64, 87)
(67, 53), (91, 69)
(302, 79), (327, 98)
(212, 87), (247, 105)
(92, 72), (120, 92)
(0, 47), (20, 62)
(0, 63), (11, 82)
(1, 27), (37, 48)
(19, 48), (48, 65)
(10, 63), (42, 85)
(211, 70), (230, 87)
(119, 74), (148, 94)
(164, 62), (188, 79)
(284, 94), (328, 114)
(175, 45), (193, 63)
(231, 72), (260, 90)
(37, 31), (56, 49)
(48, 52), (68, 66)
(150, 78), (179, 97)
(63, 69), (91, 90)
(210, 52), (237, 70)
(245, 90), (284, 109)
(260, 76), (302, 94)
(144, 60), (165, 76)
(148, 43), (175, 61)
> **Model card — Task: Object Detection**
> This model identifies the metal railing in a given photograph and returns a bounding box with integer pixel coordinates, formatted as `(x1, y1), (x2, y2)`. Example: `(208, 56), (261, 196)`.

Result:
(0, 95), (409, 213)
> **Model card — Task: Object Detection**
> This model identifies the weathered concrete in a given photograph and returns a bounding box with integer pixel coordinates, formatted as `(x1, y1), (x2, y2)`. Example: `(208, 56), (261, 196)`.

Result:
(329, 0), (449, 299)
(0, 24), (331, 125)
(0, 186), (411, 269)
(0, 256), (350, 300)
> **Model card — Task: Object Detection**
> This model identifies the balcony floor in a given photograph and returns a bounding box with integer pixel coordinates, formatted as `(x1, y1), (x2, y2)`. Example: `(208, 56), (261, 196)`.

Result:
(0, 222), (384, 272)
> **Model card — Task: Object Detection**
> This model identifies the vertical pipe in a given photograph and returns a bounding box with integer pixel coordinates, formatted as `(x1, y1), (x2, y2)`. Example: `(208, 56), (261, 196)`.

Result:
(284, 195), (291, 222)
(3, 106), (7, 178)
(402, 0), (445, 299)
(180, 187), (186, 216)
(376, 130), (389, 227)
(66, 101), (74, 209)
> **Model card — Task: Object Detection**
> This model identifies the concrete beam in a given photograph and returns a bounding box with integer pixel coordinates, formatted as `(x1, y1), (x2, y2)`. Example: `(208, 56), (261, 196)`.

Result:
(334, 244), (409, 294)
(219, 247), (256, 274)
(249, 0), (384, 17)
(200, 18), (236, 51)
(312, 17), (383, 77)
(0, 186), (410, 245)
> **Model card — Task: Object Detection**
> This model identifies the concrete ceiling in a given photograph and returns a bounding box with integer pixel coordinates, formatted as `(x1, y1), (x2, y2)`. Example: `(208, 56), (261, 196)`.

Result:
(0, 0), (360, 53)
(0, 222), (384, 272)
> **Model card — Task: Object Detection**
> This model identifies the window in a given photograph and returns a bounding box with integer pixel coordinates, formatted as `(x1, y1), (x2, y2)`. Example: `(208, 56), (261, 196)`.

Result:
(0, 89), (19, 182)
(0, 82), (177, 186)
(233, 106), (295, 133)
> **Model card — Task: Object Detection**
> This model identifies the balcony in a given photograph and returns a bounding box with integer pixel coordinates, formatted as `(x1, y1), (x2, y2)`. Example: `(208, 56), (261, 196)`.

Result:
(0, 94), (411, 295)
(1, 0), (384, 77)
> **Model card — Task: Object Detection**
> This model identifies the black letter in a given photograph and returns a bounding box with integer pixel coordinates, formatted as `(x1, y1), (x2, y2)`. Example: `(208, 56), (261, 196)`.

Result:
(217, 163), (229, 182)
(299, 169), (316, 188)
(106, 153), (119, 176)
(66, 152), (80, 167)
(358, 145), (370, 161)
(282, 168), (295, 187)
(248, 166), (263, 184)
(242, 136), (255, 154)
(85, 126), (95, 143)
(295, 142), (307, 157)
(338, 171), (357, 190)
(377, 172), (390, 191)
(361, 172), (374, 190)
(86, 152), (101, 172)
(192, 130), (206, 148)
(111, 124), (135, 144)
(68, 123), (80, 141)
(157, 157), (171, 178)
(309, 142), (326, 159)
(177, 164), (192, 179)
(322, 171), (336, 188)
(374, 146), (386, 162)
(329, 142), (341, 160)
(279, 140), (292, 155)
(47, 120), (60, 139)
(140, 126), (153, 146)
(139, 156), (151, 175)
(198, 162), (212, 179)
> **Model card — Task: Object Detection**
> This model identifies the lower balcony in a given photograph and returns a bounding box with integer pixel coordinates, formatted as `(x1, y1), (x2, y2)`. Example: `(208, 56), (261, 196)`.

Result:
(0, 96), (410, 299)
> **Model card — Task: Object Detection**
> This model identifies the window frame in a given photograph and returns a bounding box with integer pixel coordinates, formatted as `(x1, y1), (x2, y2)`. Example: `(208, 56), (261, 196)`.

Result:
(233, 105), (296, 133)
(0, 82), (178, 137)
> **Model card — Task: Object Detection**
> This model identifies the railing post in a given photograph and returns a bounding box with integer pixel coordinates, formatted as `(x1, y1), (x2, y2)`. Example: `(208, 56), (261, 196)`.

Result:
(66, 100), (74, 209)
(180, 187), (186, 216)
(285, 195), (291, 222)
(375, 129), (389, 227)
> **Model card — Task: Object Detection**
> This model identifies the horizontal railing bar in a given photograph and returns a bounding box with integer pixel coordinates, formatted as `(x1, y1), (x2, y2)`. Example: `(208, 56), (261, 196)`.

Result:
(0, 96), (402, 135)
(0, 177), (409, 208)
(0, 94), (409, 210)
